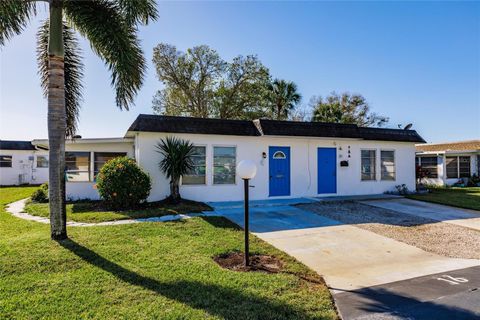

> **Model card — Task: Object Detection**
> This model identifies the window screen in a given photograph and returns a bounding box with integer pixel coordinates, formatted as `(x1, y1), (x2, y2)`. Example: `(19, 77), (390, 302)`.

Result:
(94, 152), (127, 177)
(36, 156), (49, 168)
(381, 151), (395, 180)
(361, 150), (376, 181)
(419, 156), (438, 178)
(213, 146), (236, 184)
(182, 146), (206, 185)
(65, 152), (90, 182)
(0, 155), (12, 168)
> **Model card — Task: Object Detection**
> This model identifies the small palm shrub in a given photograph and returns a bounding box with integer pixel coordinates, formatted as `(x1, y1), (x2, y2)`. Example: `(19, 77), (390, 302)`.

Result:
(96, 157), (151, 209)
(156, 137), (195, 204)
(31, 183), (49, 203)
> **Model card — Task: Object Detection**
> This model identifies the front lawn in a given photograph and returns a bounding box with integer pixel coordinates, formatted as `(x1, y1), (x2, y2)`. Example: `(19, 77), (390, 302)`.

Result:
(407, 187), (480, 211)
(24, 198), (212, 223)
(0, 186), (337, 319)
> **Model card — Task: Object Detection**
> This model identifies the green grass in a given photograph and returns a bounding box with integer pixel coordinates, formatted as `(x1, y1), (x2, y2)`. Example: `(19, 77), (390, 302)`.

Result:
(407, 187), (480, 211)
(24, 199), (212, 223)
(0, 186), (337, 319)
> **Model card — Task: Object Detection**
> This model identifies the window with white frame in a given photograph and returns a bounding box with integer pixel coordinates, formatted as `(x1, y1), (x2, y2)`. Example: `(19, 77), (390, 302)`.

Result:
(418, 156), (438, 178)
(446, 157), (458, 179)
(213, 146), (236, 185)
(0, 155), (12, 168)
(459, 156), (471, 178)
(182, 146), (206, 185)
(361, 150), (376, 181)
(65, 152), (90, 182)
(446, 156), (471, 179)
(36, 155), (49, 168)
(94, 152), (127, 178)
(381, 150), (395, 180)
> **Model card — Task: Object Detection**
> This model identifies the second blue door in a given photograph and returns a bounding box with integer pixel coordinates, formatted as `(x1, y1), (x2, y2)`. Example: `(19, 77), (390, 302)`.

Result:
(269, 146), (290, 196)
(318, 148), (337, 194)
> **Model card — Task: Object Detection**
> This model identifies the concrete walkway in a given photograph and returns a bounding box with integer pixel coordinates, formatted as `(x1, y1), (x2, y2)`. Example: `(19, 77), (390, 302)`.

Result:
(362, 198), (480, 231)
(209, 199), (480, 292)
(6, 199), (214, 227)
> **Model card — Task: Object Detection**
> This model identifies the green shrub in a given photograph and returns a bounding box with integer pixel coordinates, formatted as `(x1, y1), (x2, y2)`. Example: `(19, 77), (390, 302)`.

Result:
(96, 157), (151, 209)
(31, 187), (48, 203)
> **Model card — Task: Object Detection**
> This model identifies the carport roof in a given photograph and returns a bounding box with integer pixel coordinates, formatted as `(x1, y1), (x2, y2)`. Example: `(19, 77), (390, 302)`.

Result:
(127, 114), (426, 143)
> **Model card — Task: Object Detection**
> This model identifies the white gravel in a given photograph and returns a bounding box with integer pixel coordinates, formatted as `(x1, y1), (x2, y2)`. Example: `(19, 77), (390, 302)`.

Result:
(298, 201), (480, 260)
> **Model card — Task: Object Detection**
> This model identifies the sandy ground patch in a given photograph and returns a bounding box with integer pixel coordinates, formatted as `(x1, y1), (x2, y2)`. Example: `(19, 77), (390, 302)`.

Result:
(298, 201), (480, 260)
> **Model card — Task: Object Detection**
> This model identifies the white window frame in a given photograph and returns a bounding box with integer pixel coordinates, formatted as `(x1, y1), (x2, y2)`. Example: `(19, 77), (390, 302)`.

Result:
(361, 149), (377, 181)
(445, 155), (471, 179)
(380, 149), (396, 181)
(212, 145), (237, 185)
(181, 144), (207, 186)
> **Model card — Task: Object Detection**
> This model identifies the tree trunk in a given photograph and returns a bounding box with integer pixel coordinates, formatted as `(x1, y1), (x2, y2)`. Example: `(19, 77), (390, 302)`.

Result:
(170, 179), (181, 204)
(48, 1), (67, 240)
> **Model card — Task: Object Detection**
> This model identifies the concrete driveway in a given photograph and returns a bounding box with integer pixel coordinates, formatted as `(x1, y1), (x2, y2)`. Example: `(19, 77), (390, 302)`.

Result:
(209, 198), (480, 319)
(361, 198), (480, 231)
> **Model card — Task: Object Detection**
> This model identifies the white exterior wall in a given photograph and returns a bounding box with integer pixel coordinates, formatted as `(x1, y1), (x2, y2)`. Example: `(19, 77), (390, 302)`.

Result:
(136, 132), (416, 202)
(0, 149), (49, 186)
(65, 141), (134, 200)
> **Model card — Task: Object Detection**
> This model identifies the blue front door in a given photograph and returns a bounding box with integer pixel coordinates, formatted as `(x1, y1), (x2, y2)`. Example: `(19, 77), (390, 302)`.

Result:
(269, 146), (290, 196)
(318, 148), (337, 194)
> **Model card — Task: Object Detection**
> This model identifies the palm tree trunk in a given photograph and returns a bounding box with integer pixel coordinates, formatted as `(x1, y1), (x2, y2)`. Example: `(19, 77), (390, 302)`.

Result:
(170, 179), (180, 204)
(48, 0), (67, 240)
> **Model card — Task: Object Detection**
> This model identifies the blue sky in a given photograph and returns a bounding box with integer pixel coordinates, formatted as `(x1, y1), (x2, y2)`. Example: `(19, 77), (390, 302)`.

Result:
(1, 1), (479, 143)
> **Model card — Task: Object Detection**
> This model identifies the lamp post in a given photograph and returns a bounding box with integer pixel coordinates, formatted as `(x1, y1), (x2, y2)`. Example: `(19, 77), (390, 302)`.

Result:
(237, 160), (257, 267)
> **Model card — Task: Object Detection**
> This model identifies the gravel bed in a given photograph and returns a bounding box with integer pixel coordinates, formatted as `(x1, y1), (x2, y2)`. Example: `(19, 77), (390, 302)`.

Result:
(298, 201), (480, 260)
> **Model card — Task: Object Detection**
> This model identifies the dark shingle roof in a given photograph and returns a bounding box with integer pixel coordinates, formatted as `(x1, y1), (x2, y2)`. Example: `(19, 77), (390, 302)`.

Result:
(127, 115), (426, 143)
(128, 114), (260, 136)
(0, 140), (36, 150)
(258, 120), (360, 139)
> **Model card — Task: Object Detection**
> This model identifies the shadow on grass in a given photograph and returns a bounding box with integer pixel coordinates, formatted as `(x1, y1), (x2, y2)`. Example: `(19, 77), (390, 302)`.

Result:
(200, 216), (242, 230)
(59, 239), (319, 320)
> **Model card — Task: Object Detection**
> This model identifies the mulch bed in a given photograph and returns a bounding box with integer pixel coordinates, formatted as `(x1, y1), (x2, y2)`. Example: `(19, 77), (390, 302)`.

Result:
(214, 252), (283, 273)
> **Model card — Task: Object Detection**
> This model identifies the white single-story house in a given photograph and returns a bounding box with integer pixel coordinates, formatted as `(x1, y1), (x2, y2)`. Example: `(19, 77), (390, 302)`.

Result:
(2, 115), (425, 202)
(416, 140), (480, 186)
(0, 140), (49, 185)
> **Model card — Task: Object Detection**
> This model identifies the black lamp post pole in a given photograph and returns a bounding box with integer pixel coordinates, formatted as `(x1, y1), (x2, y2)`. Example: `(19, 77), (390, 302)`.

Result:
(243, 178), (249, 267)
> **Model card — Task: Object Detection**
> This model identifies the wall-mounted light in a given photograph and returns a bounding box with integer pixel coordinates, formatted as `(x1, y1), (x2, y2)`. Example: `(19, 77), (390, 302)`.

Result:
(262, 152), (267, 159)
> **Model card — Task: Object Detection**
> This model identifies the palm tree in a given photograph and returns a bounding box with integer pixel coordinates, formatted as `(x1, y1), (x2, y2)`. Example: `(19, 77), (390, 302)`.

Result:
(1, 1), (157, 240)
(156, 137), (195, 204)
(268, 79), (302, 120)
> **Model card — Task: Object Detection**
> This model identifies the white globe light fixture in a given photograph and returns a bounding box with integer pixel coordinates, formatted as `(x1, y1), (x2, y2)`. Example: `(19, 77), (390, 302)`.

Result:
(237, 160), (257, 180)
(236, 160), (257, 267)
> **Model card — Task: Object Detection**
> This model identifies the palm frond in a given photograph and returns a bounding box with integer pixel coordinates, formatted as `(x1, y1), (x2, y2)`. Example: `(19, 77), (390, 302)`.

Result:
(64, 0), (148, 110)
(113, 0), (158, 25)
(156, 137), (195, 180)
(37, 20), (84, 138)
(0, 1), (36, 46)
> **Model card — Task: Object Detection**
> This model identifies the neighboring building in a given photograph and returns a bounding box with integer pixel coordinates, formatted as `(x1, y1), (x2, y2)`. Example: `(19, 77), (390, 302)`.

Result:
(3, 115), (425, 202)
(416, 140), (480, 186)
(32, 138), (135, 200)
(0, 140), (49, 186)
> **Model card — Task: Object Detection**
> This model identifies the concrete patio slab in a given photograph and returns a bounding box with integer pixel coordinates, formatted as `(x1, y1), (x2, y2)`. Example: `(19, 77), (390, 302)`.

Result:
(361, 198), (480, 231)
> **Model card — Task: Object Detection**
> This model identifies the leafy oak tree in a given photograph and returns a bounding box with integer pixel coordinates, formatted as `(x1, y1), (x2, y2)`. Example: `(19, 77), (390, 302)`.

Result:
(152, 43), (271, 119)
(0, 0), (157, 239)
(311, 92), (389, 127)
